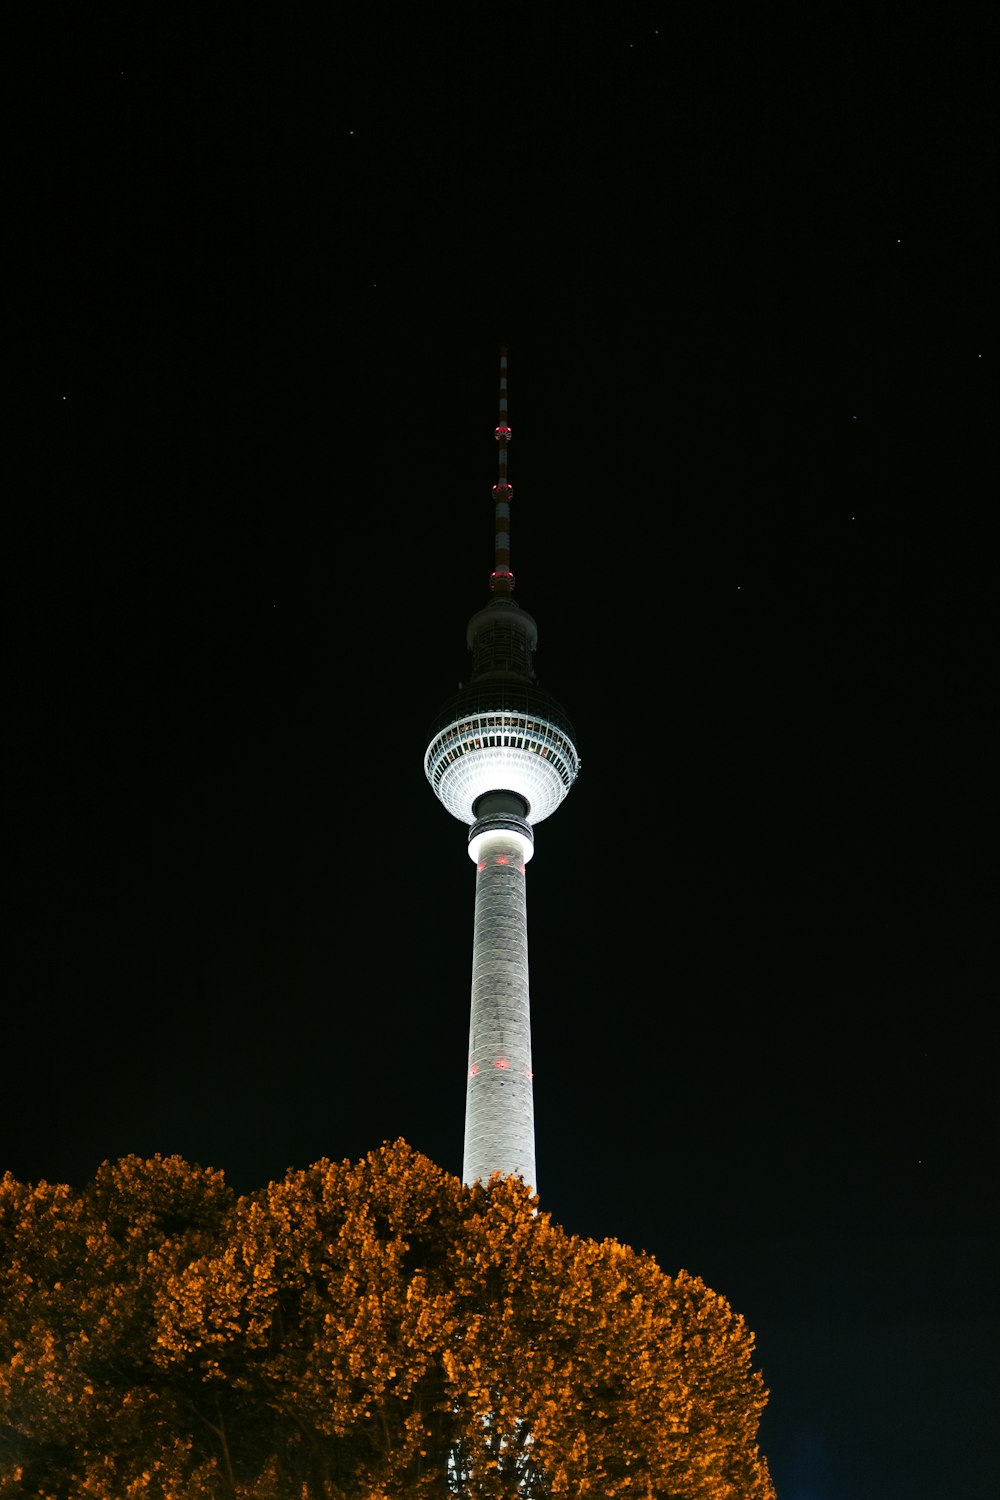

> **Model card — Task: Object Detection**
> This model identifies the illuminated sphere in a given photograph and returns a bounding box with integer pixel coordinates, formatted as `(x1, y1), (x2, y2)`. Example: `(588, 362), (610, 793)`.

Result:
(424, 599), (580, 831)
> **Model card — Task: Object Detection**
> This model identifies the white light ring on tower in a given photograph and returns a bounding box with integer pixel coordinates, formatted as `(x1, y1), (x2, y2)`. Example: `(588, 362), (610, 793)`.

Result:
(467, 820), (534, 865)
(425, 729), (578, 825)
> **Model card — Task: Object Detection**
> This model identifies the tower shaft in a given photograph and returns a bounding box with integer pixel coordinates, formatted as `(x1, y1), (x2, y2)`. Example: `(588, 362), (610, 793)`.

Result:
(464, 828), (535, 1191)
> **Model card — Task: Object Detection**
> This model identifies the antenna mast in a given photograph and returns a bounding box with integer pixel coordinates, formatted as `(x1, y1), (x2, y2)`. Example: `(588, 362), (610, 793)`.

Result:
(491, 346), (514, 596)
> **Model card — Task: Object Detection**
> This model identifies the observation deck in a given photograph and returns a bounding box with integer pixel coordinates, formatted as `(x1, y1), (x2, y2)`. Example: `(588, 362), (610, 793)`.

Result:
(424, 678), (580, 827)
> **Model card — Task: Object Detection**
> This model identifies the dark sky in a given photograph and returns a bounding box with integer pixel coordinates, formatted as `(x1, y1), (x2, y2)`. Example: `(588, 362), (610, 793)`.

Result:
(9, 6), (997, 1498)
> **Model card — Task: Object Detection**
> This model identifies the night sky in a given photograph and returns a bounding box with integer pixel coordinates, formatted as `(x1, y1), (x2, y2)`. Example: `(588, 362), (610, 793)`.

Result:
(9, 7), (997, 1498)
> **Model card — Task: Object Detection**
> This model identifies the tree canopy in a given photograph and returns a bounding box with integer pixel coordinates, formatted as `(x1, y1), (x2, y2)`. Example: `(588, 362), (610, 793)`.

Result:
(0, 1142), (774, 1498)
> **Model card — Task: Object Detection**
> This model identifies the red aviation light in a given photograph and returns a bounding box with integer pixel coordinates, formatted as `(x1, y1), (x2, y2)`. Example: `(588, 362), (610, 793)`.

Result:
(492, 483), (513, 496)
(496, 855), (509, 865)
(470, 1063), (479, 1076)
(493, 1058), (509, 1070)
(494, 424), (512, 441)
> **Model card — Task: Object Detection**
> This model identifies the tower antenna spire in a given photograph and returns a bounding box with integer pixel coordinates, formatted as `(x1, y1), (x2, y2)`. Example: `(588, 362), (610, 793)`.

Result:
(491, 345), (514, 596)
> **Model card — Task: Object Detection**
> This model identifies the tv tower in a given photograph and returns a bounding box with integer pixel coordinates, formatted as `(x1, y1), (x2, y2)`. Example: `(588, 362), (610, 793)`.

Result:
(424, 349), (580, 1194)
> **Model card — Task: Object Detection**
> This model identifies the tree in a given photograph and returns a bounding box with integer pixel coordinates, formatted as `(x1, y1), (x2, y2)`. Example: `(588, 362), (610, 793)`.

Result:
(1, 1144), (775, 1498)
(0, 1155), (233, 1498)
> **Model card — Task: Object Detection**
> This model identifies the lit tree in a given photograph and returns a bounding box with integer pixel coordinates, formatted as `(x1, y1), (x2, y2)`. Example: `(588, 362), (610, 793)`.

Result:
(0, 1144), (774, 1498)
(0, 1154), (233, 1497)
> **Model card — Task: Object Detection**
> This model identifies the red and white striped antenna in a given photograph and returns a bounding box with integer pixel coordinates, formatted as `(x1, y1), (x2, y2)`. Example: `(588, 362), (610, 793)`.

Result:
(490, 346), (514, 595)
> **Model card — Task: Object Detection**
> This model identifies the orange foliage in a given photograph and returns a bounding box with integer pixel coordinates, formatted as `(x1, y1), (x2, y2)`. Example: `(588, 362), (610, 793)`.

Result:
(0, 1144), (774, 1498)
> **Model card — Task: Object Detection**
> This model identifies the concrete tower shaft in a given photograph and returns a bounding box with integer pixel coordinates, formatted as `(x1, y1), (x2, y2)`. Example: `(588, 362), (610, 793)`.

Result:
(464, 822), (536, 1189)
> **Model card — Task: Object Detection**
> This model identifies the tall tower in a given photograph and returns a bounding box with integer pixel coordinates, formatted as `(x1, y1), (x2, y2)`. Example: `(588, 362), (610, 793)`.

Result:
(424, 349), (580, 1194)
